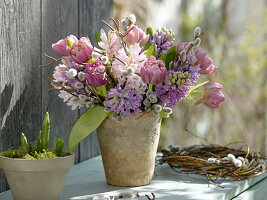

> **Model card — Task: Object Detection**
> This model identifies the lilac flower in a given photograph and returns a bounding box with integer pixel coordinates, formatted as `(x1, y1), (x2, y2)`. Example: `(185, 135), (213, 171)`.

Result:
(151, 31), (174, 57)
(104, 87), (142, 117)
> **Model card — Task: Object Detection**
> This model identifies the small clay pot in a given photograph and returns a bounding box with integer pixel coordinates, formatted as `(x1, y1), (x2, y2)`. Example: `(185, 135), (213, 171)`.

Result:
(0, 153), (74, 200)
(97, 112), (161, 186)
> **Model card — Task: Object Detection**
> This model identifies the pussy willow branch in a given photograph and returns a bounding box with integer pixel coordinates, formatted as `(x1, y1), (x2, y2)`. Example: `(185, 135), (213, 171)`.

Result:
(39, 54), (59, 67)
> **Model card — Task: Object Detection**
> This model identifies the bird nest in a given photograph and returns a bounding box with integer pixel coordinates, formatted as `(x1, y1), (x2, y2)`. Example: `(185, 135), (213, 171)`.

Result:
(158, 143), (267, 181)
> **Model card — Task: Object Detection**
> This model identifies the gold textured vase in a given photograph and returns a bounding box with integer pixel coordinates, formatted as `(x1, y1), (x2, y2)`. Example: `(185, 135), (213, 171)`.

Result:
(97, 112), (161, 186)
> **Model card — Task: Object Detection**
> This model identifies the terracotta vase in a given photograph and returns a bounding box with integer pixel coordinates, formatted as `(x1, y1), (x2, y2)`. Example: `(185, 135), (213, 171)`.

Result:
(97, 112), (161, 186)
(0, 153), (74, 200)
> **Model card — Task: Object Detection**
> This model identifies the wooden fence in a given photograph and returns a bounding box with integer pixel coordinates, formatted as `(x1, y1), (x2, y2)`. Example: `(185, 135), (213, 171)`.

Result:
(0, 0), (113, 192)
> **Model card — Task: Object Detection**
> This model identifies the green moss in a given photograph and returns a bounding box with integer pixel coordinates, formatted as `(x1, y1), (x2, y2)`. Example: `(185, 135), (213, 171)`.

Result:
(0, 148), (70, 159)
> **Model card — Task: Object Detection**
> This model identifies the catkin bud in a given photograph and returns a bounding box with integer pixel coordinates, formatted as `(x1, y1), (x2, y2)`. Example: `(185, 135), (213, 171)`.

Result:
(227, 154), (236, 161)
(127, 66), (134, 74)
(163, 107), (173, 114)
(180, 50), (187, 61)
(78, 72), (85, 81)
(92, 52), (100, 59)
(207, 158), (216, 164)
(97, 65), (106, 73)
(128, 13), (136, 24)
(75, 82), (84, 89)
(121, 19), (128, 30)
(154, 104), (163, 113)
(234, 159), (242, 167)
(194, 27), (201, 37)
(66, 68), (77, 79)
(101, 56), (109, 64)
(193, 38), (201, 47)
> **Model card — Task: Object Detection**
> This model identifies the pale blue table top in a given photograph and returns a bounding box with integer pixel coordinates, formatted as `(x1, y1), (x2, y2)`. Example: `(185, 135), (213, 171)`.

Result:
(1, 156), (267, 200)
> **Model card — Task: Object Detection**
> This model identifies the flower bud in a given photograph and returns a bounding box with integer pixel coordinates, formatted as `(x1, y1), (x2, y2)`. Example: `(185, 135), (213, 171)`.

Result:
(128, 13), (136, 23)
(124, 24), (149, 47)
(75, 82), (84, 89)
(121, 19), (128, 30)
(66, 68), (77, 79)
(70, 37), (93, 64)
(78, 71), (85, 81)
(163, 107), (172, 114)
(101, 56), (109, 64)
(97, 65), (106, 73)
(195, 50), (217, 74)
(193, 38), (201, 47)
(127, 66), (134, 74)
(194, 27), (201, 37)
(92, 51), (100, 59)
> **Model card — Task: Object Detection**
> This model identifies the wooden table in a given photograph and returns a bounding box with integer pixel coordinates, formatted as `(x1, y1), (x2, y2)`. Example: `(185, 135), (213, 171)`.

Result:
(1, 156), (267, 200)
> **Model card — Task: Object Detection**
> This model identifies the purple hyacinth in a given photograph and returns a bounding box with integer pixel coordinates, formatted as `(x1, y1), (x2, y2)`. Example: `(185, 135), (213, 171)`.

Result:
(104, 87), (143, 117)
(151, 32), (174, 57)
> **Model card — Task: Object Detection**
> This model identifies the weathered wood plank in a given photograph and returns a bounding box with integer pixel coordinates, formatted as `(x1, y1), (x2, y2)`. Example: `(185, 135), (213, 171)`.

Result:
(41, 0), (79, 163)
(0, 0), (42, 192)
(78, 0), (113, 161)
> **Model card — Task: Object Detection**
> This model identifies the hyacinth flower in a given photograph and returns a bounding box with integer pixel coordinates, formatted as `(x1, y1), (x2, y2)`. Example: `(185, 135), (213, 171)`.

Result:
(151, 28), (175, 57)
(140, 56), (167, 85)
(195, 49), (217, 74)
(84, 60), (109, 87)
(124, 24), (149, 47)
(70, 37), (94, 64)
(52, 35), (78, 57)
(197, 82), (225, 109)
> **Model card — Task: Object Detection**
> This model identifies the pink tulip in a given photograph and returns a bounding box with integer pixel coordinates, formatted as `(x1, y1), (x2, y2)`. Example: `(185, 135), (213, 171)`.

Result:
(195, 50), (217, 74)
(52, 35), (78, 57)
(84, 60), (109, 87)
(197, 82), (225, 109)
(70, 37), (94, 64)
(124, 24), (149, 47)
(140, 56), (167, 85)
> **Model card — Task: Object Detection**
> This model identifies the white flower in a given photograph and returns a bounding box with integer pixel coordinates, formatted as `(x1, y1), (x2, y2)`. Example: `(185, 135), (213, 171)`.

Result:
(98, 30), (120, 57)
(111, 44), (146, 78)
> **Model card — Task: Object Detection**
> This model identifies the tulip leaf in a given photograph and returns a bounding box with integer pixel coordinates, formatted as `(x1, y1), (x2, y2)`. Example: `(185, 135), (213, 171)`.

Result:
(54, 136), (65, 156)
(95, 29), (105, 43)
(159, 110), (170, 119)
(158, 46), (177, 70)
(68, 106), (110, 152)
(21, 133), (29, 153)
(95, 85), (107, 98)
(144, 26), (154, 50)
(67, 40), (74, 47)
(186, 81), (209, 97)
(41, 112), (50, 151)
(145, 44), (156, 57)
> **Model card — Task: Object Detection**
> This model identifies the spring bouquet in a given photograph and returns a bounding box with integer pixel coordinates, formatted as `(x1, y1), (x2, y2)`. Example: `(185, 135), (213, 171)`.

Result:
(50, 14), (224, 153)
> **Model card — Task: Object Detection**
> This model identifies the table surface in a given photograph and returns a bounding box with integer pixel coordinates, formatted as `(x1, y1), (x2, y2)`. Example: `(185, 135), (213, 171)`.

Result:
(1, 156), (267, 200)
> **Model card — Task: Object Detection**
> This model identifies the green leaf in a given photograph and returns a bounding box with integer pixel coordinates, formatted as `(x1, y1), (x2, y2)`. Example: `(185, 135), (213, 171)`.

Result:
(159, 110), (170, 119)
(67, 40), (74, 47)
(54, 136), (65, 156)
(21, 133), (29, 153)
(144, 26), (154, 50)
(186, 81), (209, 97)
(158, 46), (177, 70)
(41, 112), (50, 151)
(37, 130), (42, 152)
(68, 106), (111, 151)
(145, 44), (156, 57)
(95, 85), (107, 98)
(95, 29), (105, 44)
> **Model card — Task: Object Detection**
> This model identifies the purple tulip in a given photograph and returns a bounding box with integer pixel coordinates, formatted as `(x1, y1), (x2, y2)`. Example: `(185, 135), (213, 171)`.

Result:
(52, 35), (78, 57)
(70, 37), (94, 64)
(124, 24), (149, 47)
(84, 60), (109, 87)
(140, 56), (167, 85)
(195, 50), (217, 74)
(197, 82), (225, 109)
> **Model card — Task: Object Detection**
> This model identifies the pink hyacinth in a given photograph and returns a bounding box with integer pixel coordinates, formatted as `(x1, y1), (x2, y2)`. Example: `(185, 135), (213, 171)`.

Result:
(84, 60), (109, 87)
(195, 50), (217, 74)
(52, 35), (78, 57)
(198, 82), (225, 109)
(70, 37), (93, 64)
(124, 24), (149, 47)
(140, 56), (167, 85)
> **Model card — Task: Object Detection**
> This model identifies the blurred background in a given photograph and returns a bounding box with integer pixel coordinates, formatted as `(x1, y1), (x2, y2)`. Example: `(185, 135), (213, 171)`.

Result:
(114, 0), (267, 152)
